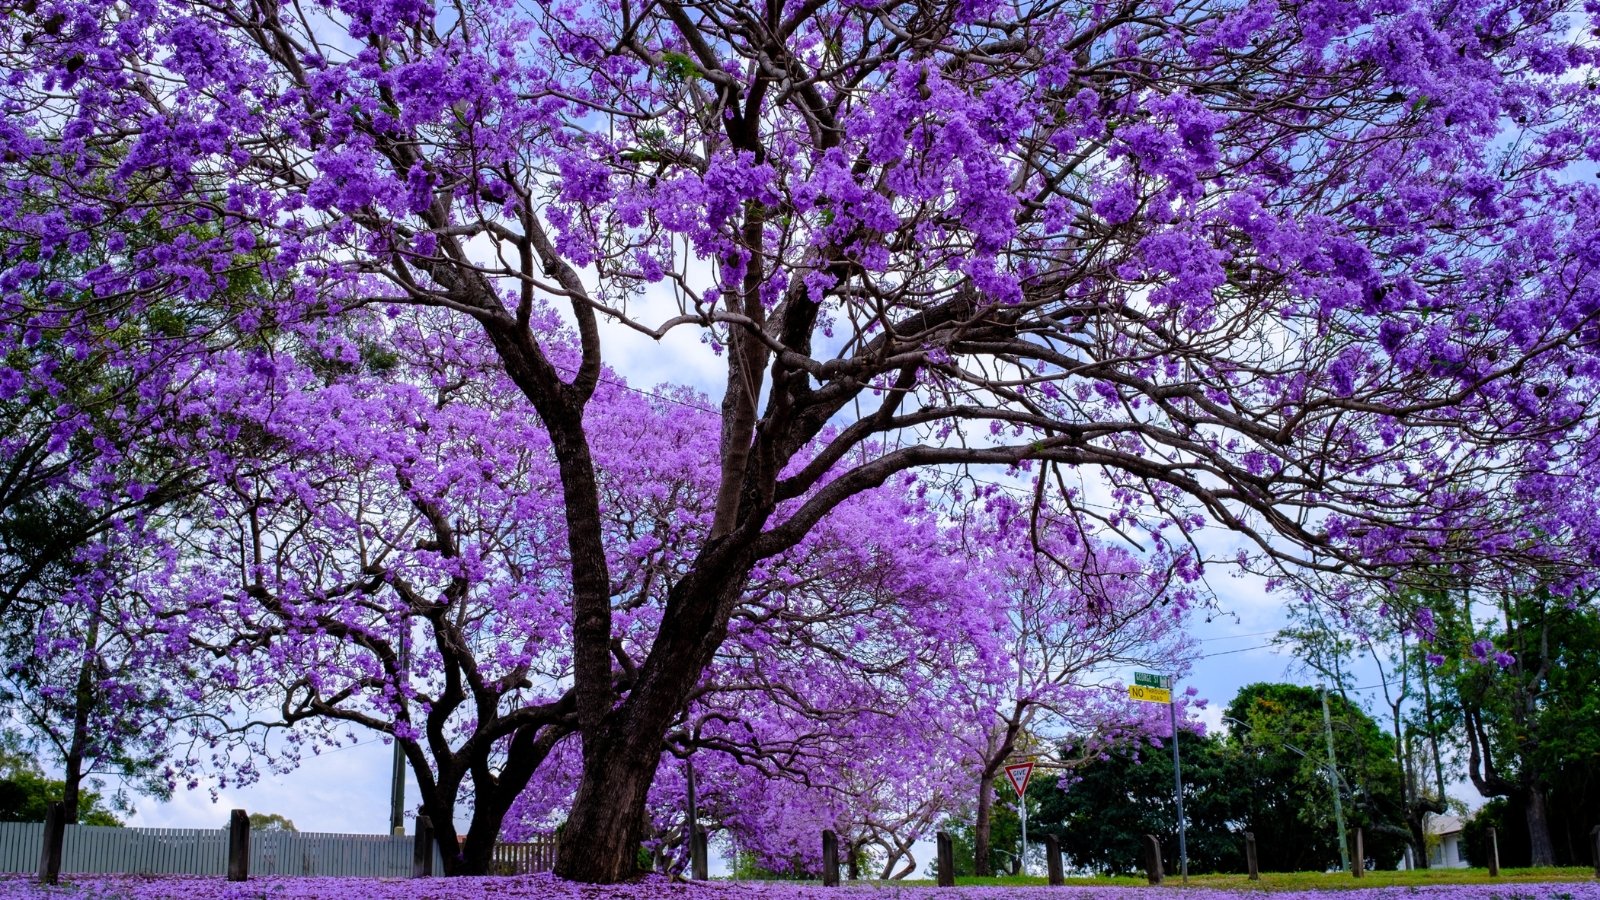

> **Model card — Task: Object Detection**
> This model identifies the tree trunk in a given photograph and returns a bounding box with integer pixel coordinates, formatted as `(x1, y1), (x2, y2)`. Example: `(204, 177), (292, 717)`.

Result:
(974, 772), (996, 877)
(1406, 816), (1430, 869)
(1524, 787), (1556, 867)
(454, 828), (496, 876)
(60, 749), (83, 827)
(61, 609), (101, 825)
(418, 791), (465, 875)
(553, 730), (662, 881)
(457, 797), (509, 876)
(554, 529), (761, 882)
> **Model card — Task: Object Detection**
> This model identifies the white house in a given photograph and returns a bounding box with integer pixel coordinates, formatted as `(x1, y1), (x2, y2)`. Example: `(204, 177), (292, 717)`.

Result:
(1423, 815), (1471, 869)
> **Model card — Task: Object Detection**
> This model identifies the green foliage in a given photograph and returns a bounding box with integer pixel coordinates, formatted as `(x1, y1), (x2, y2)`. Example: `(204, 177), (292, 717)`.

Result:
(0, 747), (122, 826)
(658, 51), (701, 81)
(248, 812), (297, 832)
(1424, 588), (1600, 866)
(730, 849), (802, 880)
(1030, 729), (1260, 875)
(1225, 683), (1407, 869)
(1029, 684), (1408, 876)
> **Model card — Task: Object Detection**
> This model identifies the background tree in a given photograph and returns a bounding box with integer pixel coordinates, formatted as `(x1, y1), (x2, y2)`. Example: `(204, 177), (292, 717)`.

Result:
(1426, 587), (1600, 866)
(0, 174), (270, 824)
(1029, 729), (1253, 875)
(1278, 596), (1448, 867)
(950, 509), (1195, 876)
(1225, 683), (1407, 870)
(247, 812), (297, 832)
(1032, 683), (1408, 875)
(0, 744), (122, 826)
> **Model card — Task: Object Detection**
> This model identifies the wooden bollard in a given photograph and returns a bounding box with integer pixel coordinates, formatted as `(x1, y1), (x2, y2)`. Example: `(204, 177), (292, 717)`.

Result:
(412, 815), (434, 878)
(1245, 831), (1259, 881)
(227, 809), (250, 882)
(1486, 827), (1500, 877)
(37, 801), (64, 886)
(1045, 834), (1064, 886)
(822, 829), (839, 887)
(1143, 834), (1164, 884)
(936, 831), (955, 887)
(1352, 827), (1364, 878)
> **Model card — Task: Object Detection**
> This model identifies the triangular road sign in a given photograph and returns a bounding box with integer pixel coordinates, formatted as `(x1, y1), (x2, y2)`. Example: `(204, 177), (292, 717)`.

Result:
(1003, 761), (1035, 797)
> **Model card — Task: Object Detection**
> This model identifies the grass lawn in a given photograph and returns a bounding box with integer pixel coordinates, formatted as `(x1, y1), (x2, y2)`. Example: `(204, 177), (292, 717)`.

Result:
(879, 868), (1597, 890)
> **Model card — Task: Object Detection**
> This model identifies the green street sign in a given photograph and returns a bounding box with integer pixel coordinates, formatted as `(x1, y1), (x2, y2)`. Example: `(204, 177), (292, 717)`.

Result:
(1135, 672), (1170, 688)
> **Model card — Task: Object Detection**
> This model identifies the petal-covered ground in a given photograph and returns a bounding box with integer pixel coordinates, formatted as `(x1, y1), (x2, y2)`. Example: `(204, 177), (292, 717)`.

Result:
(1, 878), (1597, 900)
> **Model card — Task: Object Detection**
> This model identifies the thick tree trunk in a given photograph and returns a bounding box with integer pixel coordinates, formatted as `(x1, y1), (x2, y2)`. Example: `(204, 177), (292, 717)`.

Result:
(454, 829), (496, 876)
(1524, 787), (1556, 867)
(553, 730), (662, 881)
(458, 798), (510, 876)
(974, 772), (996, 877)
(419, 792), (466, 875)
(555, 545), (759, 882)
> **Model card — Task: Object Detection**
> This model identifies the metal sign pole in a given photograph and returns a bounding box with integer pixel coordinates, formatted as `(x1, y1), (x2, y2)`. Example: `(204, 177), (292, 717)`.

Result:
(1021, 795), (1028, 876)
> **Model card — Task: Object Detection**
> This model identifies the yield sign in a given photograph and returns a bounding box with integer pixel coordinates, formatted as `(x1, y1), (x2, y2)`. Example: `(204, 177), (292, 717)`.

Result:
(1003, 761), (1035, 798)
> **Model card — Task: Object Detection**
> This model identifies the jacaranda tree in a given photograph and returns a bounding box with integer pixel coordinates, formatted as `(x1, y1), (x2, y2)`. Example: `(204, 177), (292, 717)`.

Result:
(6, 0), (1600, 880)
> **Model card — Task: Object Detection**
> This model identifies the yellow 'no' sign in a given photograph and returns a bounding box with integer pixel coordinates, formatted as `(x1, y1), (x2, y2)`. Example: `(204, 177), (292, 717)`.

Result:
(1128, 684), (1172, 704)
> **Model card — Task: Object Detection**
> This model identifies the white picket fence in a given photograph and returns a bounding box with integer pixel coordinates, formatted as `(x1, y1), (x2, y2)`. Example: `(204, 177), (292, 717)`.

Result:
(0, 822), (443, 877)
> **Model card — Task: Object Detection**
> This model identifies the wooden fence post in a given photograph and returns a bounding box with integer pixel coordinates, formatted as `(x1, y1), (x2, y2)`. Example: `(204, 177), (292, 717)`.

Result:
(1486, 827), (1499, 877)
(821, 829), (839, 887)
(1045, 835), (1064, 886)
(1352, 827), (1364, 878)
(1245, 831), (1259, 881)
(936, 831), (955, 887)
(227, 809), (250, 882)
(36, 801), (64, 886)
(1143, 834), (1164, 885)
(412, 815), (434, 878)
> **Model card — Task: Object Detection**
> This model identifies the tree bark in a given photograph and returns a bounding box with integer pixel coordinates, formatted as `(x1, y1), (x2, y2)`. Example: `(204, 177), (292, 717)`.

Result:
(553, 728), (662, 881)
(61, 608), (101, 825)
(974, 772), (996, 877)
(554, 544), (761, 881)
(418, 790), (465, 875)
(1524, 787), (1556, 867)
(1406, 817), (1431, 870)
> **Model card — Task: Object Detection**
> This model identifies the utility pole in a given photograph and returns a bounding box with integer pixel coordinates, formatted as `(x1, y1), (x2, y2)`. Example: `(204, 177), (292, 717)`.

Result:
(389, 620), (411, 836)
(1170, 682), (1188, 883)
(1321, 687), (1351, 872)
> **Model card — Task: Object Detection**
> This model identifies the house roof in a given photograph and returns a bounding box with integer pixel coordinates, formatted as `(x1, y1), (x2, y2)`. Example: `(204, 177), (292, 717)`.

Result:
(1426, 815), (1464, 836)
